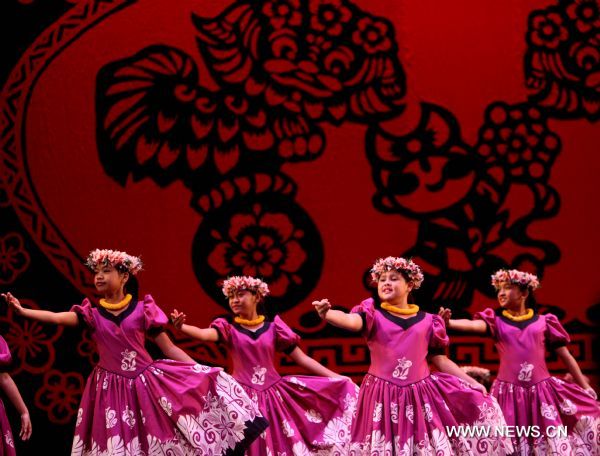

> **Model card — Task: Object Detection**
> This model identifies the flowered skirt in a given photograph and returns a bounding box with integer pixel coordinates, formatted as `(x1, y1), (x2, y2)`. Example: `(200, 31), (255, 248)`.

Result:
(0, 399), (15, 456)
(349, 373), (514, 455)
(492, 376), (600, 455)
(71, 360), (268, 455)
(241, 375), (359, 456)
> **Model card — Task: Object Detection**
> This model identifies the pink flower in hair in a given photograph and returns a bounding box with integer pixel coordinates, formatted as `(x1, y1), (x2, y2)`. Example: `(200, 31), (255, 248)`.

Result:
(85, 249), (143, 275)
(460, 365), (491, 378)
(491, 269), (540, 290)
(222, 276), (270, 299)
(370, 256), (424, 289)
(460, 365), (491, 387)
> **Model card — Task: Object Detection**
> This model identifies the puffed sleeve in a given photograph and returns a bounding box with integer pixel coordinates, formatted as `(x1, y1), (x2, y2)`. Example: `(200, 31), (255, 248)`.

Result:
(350, 298), (376, 335)
(274, 316), (300, 355)
(210, 317), (232, 345)
(429, 314), (449, 356)
(69, 298), (95, 329)
(473, 308), (497, 338)
(0, 335), (12, 371)
(143, 295), (168, 338)
(544, 313), (570, 351)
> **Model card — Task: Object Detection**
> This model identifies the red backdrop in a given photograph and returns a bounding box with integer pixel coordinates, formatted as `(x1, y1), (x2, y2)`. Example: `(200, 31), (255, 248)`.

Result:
(1, 0), (598, 452)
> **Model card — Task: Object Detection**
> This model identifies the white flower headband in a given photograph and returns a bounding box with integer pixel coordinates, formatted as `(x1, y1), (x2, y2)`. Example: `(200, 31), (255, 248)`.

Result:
(222, 276), (270, 299)
(491, 269), (540, 290)
(85, 249), (143, 275)
(460, 365), (491, 381)
(370, 256), (424, 289)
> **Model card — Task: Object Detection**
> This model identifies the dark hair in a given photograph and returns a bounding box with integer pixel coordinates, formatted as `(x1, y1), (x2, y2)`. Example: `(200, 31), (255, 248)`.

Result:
(462, 366), (492, 390)
(124, 274), (139, 303)
(257, 299), (272, 319)
(519, 285), (538, 311)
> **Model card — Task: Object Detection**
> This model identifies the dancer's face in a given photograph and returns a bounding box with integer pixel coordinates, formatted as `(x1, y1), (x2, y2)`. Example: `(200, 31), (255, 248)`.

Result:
(94, 265), (128, 296)
(377, 270), (413, 303)
(228, 289), (259, 318)
(496, 281), (527, 309)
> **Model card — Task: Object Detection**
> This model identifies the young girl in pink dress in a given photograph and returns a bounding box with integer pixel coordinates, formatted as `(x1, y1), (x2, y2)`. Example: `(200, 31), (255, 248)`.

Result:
(170, 275), (359, 456)
(439, 268), (600, 454)
(0, 335), (31, 455)
(2, 249), (267, 456)
(313, 256), (513, 455)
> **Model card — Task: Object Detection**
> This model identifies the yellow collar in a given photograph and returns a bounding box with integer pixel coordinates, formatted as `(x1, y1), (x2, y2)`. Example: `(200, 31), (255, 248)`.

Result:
(502, 308), (534, 322)
(381, 302), (419, 315)
(99, 293), (132, 311)
(234, 315), (265, 327)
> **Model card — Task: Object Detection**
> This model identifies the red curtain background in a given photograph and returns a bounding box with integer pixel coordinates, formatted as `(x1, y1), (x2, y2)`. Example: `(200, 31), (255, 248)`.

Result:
(1, 0), (598, 453)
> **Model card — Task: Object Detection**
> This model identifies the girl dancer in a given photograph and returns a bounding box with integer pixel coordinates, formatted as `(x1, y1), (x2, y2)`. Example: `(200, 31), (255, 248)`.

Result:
(2, 249), (267, 455)
(171, 275), (359, 455)
(0, 335), (31, 455)
(439, 268), (600, 454)
(313, 256), (513, 455)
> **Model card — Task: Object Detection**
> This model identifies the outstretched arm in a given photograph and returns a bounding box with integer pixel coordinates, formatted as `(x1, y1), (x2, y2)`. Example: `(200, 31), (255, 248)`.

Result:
(170, 310), (219, 342)
(312, 299), (363, 332)
(438, 307), (487, 334)
(287, 347), (344, 378)
(153, 332), (196, 363)
(2, 293), (78, 327)
(0, 373), (32, 440)
(555, 346), (597, 399)
(430, 354), (487, 395)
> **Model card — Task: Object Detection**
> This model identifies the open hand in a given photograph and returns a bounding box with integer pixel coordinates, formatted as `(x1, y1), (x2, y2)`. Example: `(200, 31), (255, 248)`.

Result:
(469, 381), (488, 396)
(438, 307), (452, 326)
(584, 387), (598, 400)
(170, 309), (186, 329)
(20, 412), (32, 440)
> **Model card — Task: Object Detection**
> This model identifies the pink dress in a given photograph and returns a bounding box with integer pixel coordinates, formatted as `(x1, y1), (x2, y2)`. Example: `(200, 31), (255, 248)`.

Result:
(211, 315), (359, 455)
(0, 336), (16, 456)
(349, 298), (513, 455)
(475, 308), (600, 454)
(70, 295), (268, 455)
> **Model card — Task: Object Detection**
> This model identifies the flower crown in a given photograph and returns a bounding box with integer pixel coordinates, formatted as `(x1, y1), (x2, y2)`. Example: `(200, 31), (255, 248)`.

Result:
(460, 365), (491, 379)
(491, 269), (540, 290)
(370, 256), (424, 289)
(85, 249), (143, 275)
(460, 366), (491, 386)
(222, 276), (270, 299)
